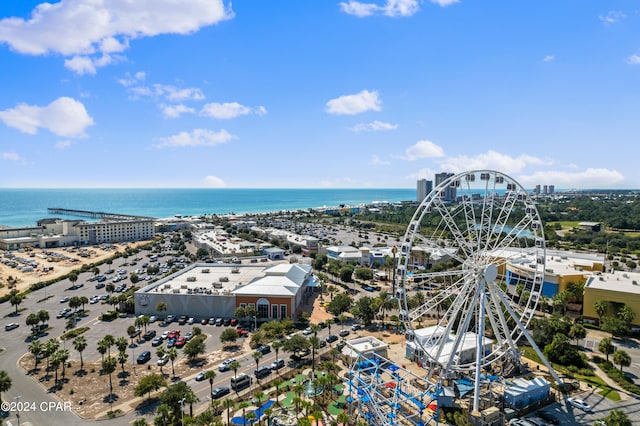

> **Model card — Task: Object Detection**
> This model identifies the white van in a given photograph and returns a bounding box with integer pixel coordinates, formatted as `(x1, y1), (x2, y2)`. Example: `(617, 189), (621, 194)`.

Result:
(230, 373), (252, 391)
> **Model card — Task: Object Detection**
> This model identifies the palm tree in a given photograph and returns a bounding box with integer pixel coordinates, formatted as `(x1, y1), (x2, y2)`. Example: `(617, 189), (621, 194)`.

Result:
(9, 290), (22, 315)
(204, 370), (217, 404)
(223, 398), (235, 425)
(103, 334), (115, 357)
(309, 336), (320, 375)
(116, 336), (128, 354)
(29, 340), (44, 369)
(50, 351), (61, 386)
(117, 351), (129, 373)
(0, 370), (12, 402)
(79, 296), (89, 311)
(594, 299), (608, 325)
(102, 356), (117, 402)
(229, 360), (241, 382)
(26, 313), (39, 334)
(613, 350), (631, 373)
(156, 347), (166, 375)
(156, 302), (168, 322)
(37, 309), (50, 327)
(325, 318), (334, 336)
(73, 336), (88, 371)
(272, 378), (283, 406)
(156, 403), (171, 426)
(252, 351), (263, 376)
(272, 340), (283, 365)
(618, 304), (635, 327)
(44, 338), (60, 373)
(599, 337), (615, 362)
(338, 314), (347, 333)
(168, 347), (178, 378)
(58, 348), (70, 378)
(97, 339), (109, 363)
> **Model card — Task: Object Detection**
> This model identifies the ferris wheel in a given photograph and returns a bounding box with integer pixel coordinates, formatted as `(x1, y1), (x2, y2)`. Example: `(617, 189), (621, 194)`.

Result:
(397, 170), (562, 412)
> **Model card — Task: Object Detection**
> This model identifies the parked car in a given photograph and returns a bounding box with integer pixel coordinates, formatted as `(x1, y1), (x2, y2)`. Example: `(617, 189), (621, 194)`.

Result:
(195, 370), (208, 381)
(201, 318), (208, 325)
(351, 324), (362, 331)
(137, 351), (151, 364)
(165, 314), (176, 323)
(151, 337), (164, 347)
(567, 397), (591, 412)
(218, 358), (236, 372)
(208, 317), (216, 325)
(270, 359), (285, 370)
(302, 327), (313, 335)
(215, 318), (224, 326)
(339, 329), (350, 337)
(143, 330), (156, 340)
(149, 315), (158, 323)
(211, 386), (230, 399)
(254, 366), (271, 379)
(95, 282), (105, 289)
(178, 315), (188, 325)
(175, 337), (186, 348)
(4, 323), (19, 331)
(230, 318), (238, 326)
(536, 411), (559, 425)
(157, 354), (169, 366)
(257, 344), (271, 355)
(326, 334), (338, 343)
(60, 296), (70, 303)
(187, 317), (195, 325)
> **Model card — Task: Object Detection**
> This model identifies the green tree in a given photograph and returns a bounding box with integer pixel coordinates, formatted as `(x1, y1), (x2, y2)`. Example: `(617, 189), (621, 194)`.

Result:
(44, 338), (60, 372)
(602, 409), (632, 426)
(594, 299), (609, 325)
(204, 370), (217, 405)
(167, 347), (179, 378)
(28, 340), (44, 369)
(229, 360), (241, 384)
(569, 323), (587, 345)
(0, 370), (12, 402)
(156, 301), (168, 321)
(252, 351), (263, 374)
(117, 350), (129, 373)
(115, 336), (128, 354)
(617, 305), (635, 327)
(601, 316), (628, 337)
(184, 335), (206, 362)
(9, 290), (23, 315)
(134, 373), (167, 400)
(26, 312), (39, 334)
(57, 348), (70, 378)
(613, 350), (631, 373)
(327, 293), (353, 315)
(598, 337), (615, 362)
(102, 356), (117, 402)
(352, 296), (376, 326)
(73, 335), (88, 371)
(37, 309), (50, 326)
(220, 328), (240, 348)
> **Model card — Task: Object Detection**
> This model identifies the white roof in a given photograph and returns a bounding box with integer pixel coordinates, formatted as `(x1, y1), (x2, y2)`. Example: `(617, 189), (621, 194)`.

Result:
(233, 263), (311, 297)
(586, 270), (640, 294)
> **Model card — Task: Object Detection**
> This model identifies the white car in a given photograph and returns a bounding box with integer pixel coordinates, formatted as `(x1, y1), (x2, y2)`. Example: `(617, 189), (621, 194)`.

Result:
(157, 354), (169, 366)
(567, 397), (591, 412)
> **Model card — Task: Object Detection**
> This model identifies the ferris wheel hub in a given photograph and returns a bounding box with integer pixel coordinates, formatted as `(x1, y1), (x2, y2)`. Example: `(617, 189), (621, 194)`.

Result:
(483, 263), (498, 283)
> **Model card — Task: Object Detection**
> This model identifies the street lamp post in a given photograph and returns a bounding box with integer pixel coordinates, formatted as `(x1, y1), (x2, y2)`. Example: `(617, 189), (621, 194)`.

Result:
(13, 395), (21, 426)
(179, 397), (185, 426)
(253, 315), (257, 331)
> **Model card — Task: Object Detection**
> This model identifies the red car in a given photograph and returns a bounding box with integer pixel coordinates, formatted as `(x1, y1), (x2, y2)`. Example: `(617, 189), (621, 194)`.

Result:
(230, 318), (238, 326)
(175, 337), (186, 348)
(168, 330), (180, 340)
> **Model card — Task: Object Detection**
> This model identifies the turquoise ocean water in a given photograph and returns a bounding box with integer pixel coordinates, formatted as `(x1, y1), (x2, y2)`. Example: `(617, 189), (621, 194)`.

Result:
(0, 188), (414, 228)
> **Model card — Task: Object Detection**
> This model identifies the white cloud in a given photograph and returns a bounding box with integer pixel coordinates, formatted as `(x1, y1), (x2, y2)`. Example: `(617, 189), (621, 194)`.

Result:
(599, 11), (626, 25)
(340, 0), (456, 17)
(0, 97), (94, 138)
(55, 140), (72, 149)
(370, 155), (390, 166)
(326, 90), (382, 115)
(626, 52), (640, 65)
(404, 140), (445, 161)
(118, 71), (146, 87)
(154, 128), (235, 148)
(436, 150), (548, 174)
(0, 0), (234, 74)
(350, 120), (398, 132)
(517, 168), (625, 189)
(161, 104), (195, 119)
(542, 55), (554, 62)
(128, 84), (205, 101)
(200, 102), (267, 120)
(429, 0), (459, 6)
(1, 152), (23, 162)
(406, 167), (437, 181)
(203, 175), (226, 187)
(340, 0), (422, 17)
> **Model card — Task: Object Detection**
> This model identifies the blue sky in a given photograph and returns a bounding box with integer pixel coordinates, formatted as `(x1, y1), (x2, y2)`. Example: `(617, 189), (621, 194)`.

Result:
(0, 0), (638, 189)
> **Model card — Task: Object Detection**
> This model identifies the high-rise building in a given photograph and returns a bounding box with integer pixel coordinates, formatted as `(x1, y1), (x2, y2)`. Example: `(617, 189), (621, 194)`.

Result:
(548, 185), (555, 195)
(534, 184), (541, 195)
(435, 172), (456, 202)
(416, 179), (433, 202)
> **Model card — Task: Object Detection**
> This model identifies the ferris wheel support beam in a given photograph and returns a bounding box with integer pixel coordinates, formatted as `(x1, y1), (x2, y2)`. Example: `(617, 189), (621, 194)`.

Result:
(473, 285), (487, 413)
(495, 290), (564, 386)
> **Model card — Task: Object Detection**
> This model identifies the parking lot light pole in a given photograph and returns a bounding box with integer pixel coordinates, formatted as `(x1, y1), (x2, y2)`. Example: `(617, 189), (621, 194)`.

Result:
(253, 315), (257, 331)
(13, 395), (21, 426)
(179, 398), (185, 426)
